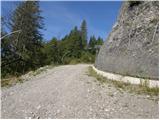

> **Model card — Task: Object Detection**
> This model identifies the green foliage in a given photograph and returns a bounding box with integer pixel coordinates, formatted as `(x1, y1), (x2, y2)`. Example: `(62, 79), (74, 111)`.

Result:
(42, 22), (100, 65)
(1, 1), (44, 78)
(1, 77), (24, 87)
(2, 3), (104, 79)
(43, 37), (62, 65)
(1, 64), (57, 87)
(80, 51), (95, 63)
(89, 35), (97, 54)
(69, 59), (82, 64)
(68, 52), (95, 64)
(80, 20), (87, 49)
(88, 36), (103, 54)
(89, 35), (97, 48)
(97, 37), (103, 45)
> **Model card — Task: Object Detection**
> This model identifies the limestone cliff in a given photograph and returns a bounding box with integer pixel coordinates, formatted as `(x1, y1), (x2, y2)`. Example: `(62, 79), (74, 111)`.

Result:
(95, 1), (159, 79)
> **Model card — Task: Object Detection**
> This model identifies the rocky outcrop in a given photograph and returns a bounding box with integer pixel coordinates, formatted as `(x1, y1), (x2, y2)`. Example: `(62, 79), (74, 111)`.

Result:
(95, 1), (159, 79)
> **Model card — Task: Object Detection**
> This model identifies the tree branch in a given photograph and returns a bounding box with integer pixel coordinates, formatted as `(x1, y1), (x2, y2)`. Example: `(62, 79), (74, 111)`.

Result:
(1, 30), (21, 40)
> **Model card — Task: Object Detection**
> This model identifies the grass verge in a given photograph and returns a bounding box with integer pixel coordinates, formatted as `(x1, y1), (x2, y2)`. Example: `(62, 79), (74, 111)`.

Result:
(1, 77), (24, 87)
(1, 64), (57, 87)
(87, 66), (159, 96)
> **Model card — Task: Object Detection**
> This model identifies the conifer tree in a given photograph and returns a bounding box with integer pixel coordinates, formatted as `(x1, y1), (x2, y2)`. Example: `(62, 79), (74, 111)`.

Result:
(10, 1), (44, 73)
(89, 35), (97, 54)
(97, 36), (103, 45)
(80, 20), (87, 49)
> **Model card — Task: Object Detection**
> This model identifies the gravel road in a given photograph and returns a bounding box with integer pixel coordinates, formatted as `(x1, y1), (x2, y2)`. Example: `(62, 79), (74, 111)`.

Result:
(1, 64), (159, 119)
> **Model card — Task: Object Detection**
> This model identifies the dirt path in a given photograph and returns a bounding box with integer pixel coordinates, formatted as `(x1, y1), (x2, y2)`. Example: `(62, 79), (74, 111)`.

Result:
(1, 64), (159, 119)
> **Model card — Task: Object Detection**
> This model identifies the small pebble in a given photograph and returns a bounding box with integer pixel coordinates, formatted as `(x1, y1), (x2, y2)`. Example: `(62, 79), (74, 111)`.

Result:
(37, 105), (41, 109)
(105, 109), (109, 112)
(146, 95), (150, 98)
(57, 110), (60, 114)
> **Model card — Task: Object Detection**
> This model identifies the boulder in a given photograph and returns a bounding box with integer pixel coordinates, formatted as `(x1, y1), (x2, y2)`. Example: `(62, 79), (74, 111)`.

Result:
(95, 1), (159, 80)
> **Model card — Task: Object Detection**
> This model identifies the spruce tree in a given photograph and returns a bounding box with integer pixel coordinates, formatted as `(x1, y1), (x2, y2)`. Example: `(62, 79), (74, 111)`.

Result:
(89, 35), (97, 48)
(10, 1), (44, 73)
(97, 37), (103, 45)
(67, 26), (81, 58)
(80, 20), (87, 49)
(89, 35), (97, 54)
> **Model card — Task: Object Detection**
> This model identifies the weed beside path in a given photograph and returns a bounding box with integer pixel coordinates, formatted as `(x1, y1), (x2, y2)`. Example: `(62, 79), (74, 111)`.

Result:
(87, 66), (159, 97)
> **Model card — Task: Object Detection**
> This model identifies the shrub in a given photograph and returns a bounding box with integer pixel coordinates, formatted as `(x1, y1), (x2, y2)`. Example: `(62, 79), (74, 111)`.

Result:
(69, 59), (81, 64)
(80, 51), (95, 63)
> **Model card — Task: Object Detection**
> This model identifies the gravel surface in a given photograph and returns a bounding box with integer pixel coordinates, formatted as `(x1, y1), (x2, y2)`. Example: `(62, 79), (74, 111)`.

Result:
(1, 64), (159, 119)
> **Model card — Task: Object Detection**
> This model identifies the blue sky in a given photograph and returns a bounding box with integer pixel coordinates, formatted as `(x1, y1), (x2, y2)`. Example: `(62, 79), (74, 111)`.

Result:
(1, 1), (122, 41)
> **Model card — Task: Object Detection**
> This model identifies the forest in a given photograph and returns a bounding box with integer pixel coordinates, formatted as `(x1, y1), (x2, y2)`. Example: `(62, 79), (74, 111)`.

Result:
(1, 1), (104, 78)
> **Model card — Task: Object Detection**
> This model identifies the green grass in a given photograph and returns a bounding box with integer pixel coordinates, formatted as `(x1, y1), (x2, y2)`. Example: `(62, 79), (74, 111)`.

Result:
(32, 64), (57, 76)
(1, 64), (57, 87)
(87, 66), (107, 84)
(87, 66), (159, 96)
(1, 77), (24, 87)
(32, 68), (46, 76)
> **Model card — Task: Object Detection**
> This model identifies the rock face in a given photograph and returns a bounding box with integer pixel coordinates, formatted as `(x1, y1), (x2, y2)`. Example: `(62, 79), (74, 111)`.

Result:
(95, 1), (159, 80)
